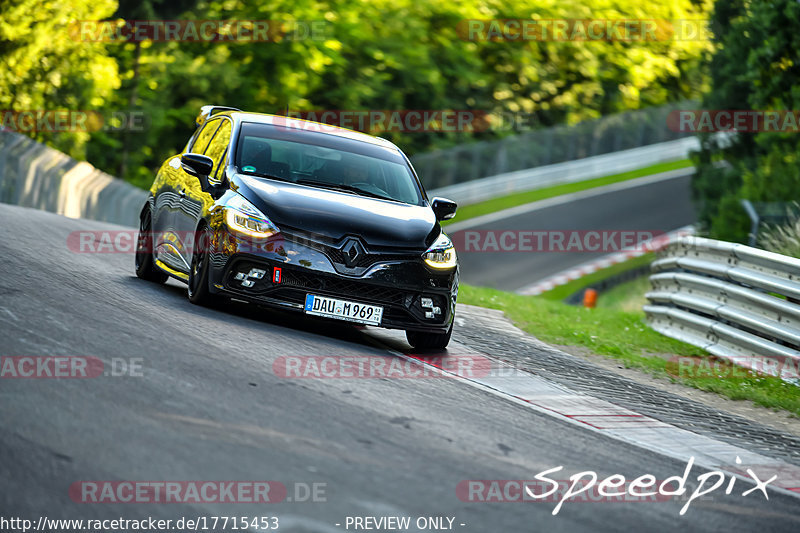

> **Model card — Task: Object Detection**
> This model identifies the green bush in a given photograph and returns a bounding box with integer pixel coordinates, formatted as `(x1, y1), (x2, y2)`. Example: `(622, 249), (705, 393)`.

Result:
(692, 0), (800, 241)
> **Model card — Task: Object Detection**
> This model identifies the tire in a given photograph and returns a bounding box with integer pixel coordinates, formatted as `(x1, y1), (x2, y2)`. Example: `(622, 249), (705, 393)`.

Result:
(187, 226), (219, 306)
(406, 321), (453, 350)
(135, 209), (168, 284)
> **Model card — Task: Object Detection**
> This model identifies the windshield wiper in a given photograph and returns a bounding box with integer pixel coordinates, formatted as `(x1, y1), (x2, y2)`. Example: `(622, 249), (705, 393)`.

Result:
(240, 169), (292, 182)
(295, 180), (394, 202)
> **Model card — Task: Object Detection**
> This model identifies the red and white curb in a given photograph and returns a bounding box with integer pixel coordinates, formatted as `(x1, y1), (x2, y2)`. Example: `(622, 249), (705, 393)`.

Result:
(367, 309), (800, 498)
(516, 225), (695, 296)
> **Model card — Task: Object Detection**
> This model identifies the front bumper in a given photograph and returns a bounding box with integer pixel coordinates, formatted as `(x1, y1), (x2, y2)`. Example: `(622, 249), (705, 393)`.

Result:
(206, 228), (458, 333)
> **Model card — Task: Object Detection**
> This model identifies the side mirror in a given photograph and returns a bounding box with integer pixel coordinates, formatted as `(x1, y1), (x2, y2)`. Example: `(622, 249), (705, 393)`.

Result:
(181, 153), (226, 199)
(180, 153), (213, 178)
(431, 197), (458, 221)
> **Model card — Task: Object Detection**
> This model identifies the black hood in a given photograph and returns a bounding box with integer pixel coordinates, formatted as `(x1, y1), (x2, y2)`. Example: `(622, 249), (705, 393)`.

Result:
(233, 174), (438, 250)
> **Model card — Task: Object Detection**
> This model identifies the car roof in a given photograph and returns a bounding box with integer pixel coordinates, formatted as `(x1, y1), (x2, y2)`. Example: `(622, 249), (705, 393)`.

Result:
(213, 110), (401, 152)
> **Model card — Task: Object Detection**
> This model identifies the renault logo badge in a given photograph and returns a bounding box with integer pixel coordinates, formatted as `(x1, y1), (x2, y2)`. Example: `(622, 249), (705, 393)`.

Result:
(341, 238), (365, 267)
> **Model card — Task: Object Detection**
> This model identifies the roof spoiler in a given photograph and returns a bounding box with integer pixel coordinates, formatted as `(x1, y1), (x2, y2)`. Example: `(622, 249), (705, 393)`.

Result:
(195, 105), (241, 127)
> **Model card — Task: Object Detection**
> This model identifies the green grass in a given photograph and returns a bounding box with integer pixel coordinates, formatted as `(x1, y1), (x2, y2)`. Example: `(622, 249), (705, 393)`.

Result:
(442, 159), (694, 227)
(597, 274), (653, 312)
(538, 253), (655, 302)
(458, 284), (800, 416)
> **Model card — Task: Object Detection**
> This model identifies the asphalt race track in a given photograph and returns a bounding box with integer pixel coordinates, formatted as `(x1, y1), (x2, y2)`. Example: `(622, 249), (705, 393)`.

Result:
(1, 203), (799, 532)
(452, 171), (696, 291)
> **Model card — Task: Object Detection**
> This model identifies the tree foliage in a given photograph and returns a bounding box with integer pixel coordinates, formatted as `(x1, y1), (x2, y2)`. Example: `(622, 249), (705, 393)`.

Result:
(692, 0), (800, 242)
(0, 0), (120, 155)
(1, 0), (712, 189)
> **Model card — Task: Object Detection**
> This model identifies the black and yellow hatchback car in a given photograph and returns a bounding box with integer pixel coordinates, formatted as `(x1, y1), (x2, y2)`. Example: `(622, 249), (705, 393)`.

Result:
(135, 106), (459, 349)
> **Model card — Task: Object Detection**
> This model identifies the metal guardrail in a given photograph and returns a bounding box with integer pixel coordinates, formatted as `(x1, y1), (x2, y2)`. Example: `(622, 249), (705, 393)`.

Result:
(412, 101), (696, 191)
(644, 236), (800, 382)
(427, 137), (697, 206)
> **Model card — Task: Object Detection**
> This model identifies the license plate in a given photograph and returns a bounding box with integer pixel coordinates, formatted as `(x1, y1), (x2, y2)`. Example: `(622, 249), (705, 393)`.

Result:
(304, 294), (383, 326)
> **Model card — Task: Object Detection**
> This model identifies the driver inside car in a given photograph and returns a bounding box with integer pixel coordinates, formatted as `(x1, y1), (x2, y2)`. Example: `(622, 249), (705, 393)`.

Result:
(341, 157), (370, 186)
(241, 141), (290, 179)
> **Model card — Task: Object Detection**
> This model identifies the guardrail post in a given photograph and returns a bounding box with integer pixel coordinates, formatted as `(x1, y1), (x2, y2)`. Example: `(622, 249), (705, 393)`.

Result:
(740, 199), (760, 247)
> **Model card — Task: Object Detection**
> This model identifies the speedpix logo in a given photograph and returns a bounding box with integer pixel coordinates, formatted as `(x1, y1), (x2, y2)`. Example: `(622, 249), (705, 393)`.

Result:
(457, 457), (777, 516)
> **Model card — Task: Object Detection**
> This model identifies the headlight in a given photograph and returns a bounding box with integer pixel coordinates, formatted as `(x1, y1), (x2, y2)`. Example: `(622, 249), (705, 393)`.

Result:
(423, 232), (457, 269)
(224, 194), (279, 239)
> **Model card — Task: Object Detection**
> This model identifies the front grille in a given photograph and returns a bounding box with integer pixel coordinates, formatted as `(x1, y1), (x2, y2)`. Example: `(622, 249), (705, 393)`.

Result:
(282, 231), (418, 269)
(280, 269), (408, 306)
(325, 248), (415, 268)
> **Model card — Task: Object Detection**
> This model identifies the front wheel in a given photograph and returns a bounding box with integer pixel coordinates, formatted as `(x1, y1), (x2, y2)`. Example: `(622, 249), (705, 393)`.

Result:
(406, 322), (453, 350)
(187, 227), (219, 306)
(135, 210), (168, 284)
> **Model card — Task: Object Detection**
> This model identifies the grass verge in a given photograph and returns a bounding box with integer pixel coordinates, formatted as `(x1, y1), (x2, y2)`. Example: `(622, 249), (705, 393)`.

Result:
(597, 274), (652, 312)
(538, 253), (654, 301)
(442, 159), (694, 227)
(458, 284), (800, 416)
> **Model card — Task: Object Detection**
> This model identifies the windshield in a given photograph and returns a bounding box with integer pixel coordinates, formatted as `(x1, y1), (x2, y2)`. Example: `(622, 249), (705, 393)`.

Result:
(235, 122), (423, 205)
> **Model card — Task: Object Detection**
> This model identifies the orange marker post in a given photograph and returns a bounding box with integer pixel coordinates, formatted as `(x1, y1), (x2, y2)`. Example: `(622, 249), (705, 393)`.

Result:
(583, 288), (597, 308)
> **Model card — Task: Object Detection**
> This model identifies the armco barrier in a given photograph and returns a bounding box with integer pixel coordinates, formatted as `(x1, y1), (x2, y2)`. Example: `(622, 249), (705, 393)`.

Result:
(412, 101), (696, 191)
(0, 130), (146, 227)
(644, 236), (800, 382)
(427, 137), (698, 206)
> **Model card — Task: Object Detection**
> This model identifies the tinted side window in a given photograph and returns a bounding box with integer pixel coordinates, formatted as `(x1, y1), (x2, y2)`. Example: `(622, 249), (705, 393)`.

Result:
(190, 119), (221, 153)
(205, 121), (232, 182)
(213, 150), (228, 183)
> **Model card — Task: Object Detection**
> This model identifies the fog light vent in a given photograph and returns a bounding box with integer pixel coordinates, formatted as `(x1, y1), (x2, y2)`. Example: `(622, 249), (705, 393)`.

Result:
(249, 268), (266, 279)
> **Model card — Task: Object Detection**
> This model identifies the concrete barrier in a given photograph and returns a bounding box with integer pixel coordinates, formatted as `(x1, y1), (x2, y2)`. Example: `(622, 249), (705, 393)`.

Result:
(0, 131), (147, 227)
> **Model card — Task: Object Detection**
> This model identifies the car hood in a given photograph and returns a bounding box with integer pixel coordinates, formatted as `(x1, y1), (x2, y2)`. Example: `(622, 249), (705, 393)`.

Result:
(232, 174), (438, 249)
